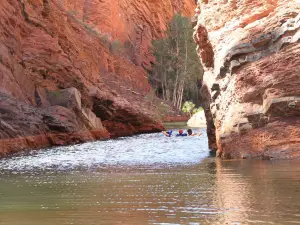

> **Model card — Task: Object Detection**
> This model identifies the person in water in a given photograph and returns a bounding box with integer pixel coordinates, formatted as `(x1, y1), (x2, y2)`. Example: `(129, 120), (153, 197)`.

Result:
(162, 129), (202, 137)
(176, 129), (187, 136)
(162, 129), (187, 137)
(187, 128), (202, 136)
(162, 130), (173, 137)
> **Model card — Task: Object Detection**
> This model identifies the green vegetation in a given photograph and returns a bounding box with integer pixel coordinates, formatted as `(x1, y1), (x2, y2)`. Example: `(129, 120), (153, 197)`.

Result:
(192, 106), (203, 115)
(182, 101), (203, 117)
(150, 13), (203, 111)
(67, 10), (109, 42)
(110, 40), (125, 54)
(49, 90), (61, 99)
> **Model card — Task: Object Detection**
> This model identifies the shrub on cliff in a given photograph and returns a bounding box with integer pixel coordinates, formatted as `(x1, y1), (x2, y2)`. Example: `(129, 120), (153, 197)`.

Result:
(110, 40), (125, 54)
(182, 101), (203, 117)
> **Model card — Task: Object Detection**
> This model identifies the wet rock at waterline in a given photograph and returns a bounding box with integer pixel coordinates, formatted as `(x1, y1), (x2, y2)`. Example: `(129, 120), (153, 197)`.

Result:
(0, 85), (165, 156)
(187, 111), (207, 128)
(0, 90), (109, 156)
(194, 0), (300, 159)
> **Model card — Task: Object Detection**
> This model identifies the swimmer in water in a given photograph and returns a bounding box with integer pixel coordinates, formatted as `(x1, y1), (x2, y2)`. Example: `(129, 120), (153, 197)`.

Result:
(187, 128), (202, 136)
(162, 129), (202, 137)
(162, 130), (173, 137)
(176, 129), (187, 137)
(162, 129), (188, 137)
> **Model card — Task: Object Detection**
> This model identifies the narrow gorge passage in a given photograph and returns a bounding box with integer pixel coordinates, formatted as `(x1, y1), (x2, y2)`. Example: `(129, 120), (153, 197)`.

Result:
(1, 0), (300, 224)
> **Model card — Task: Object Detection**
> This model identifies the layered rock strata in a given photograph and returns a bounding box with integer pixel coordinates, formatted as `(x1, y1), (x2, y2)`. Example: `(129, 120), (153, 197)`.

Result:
(0, 0), (197, 156)
(0, 89), (109, 156)
(194, 0), (300, 159)
(61, 0), (195, 70)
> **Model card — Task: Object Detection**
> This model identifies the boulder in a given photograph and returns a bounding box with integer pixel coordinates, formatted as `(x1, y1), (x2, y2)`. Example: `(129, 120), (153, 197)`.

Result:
(81, 108), (104, 129)
(187, 111), (207, 128)
(47, 88), (82, 110)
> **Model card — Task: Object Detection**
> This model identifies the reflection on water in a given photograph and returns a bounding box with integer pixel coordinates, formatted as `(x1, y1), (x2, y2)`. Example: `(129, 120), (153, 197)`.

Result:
(0, 130), (300, 225)
(214, 160), (300, 225)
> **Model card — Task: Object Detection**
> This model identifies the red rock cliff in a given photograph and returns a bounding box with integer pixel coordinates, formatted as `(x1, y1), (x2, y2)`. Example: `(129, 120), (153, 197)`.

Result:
(194, 0), (300, 159)
(62, 0), (196, 70)
(0, 0), (195, 156)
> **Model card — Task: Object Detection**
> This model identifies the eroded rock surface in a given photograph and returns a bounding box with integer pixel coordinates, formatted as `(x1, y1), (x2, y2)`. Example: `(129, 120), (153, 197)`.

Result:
(61, 0), (195, 70)
(194, 0), (300, 159)
(0, 0), (196, 156)
(0, 90), (105, 156)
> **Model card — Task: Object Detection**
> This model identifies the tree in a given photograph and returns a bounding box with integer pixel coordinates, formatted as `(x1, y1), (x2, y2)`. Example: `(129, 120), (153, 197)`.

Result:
(182, 101), (195, 117)
(150, 13), (203, 111)
(192, 106), (203, 115)
(182, 101), (203, 117)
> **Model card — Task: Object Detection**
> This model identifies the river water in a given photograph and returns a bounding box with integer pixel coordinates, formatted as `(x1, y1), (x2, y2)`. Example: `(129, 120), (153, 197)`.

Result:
(0, 128), (300, 225)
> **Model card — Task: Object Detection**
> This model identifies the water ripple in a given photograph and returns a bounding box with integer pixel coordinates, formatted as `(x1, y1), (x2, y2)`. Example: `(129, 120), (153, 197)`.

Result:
(0, 129), (209, 172)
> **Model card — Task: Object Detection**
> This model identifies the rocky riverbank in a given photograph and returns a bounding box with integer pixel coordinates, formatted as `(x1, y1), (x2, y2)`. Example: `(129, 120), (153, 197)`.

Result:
(0, 87), (164, 157)
(0, 0), (195, 156)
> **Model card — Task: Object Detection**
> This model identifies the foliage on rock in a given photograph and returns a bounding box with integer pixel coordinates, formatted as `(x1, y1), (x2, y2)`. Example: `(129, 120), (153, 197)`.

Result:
(182, 101), (203, 117)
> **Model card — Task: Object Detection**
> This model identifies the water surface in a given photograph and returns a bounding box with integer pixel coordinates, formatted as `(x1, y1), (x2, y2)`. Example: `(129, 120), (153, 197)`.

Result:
(0, 129), (300, 225)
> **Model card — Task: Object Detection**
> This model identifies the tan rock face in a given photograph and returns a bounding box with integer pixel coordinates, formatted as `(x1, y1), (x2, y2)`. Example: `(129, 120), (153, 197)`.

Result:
(194, 0), (300, 159)
(0, 0), (195, 156)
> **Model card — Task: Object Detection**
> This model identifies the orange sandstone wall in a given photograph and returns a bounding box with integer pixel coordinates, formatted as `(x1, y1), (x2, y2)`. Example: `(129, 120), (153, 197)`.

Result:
(194, 0), (300, 159)
(0, 0), (195, 156)
(60, 0), (196, 69)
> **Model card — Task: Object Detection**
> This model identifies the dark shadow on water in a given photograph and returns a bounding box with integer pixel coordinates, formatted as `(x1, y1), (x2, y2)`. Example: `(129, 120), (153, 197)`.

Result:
(208, 150), (217, 158)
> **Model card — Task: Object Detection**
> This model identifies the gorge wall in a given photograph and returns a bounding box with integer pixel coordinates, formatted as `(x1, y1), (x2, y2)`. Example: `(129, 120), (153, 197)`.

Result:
(0, 0), (195, 156)
(61, 0), (196, 70)
(194, 0), (300, 159)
